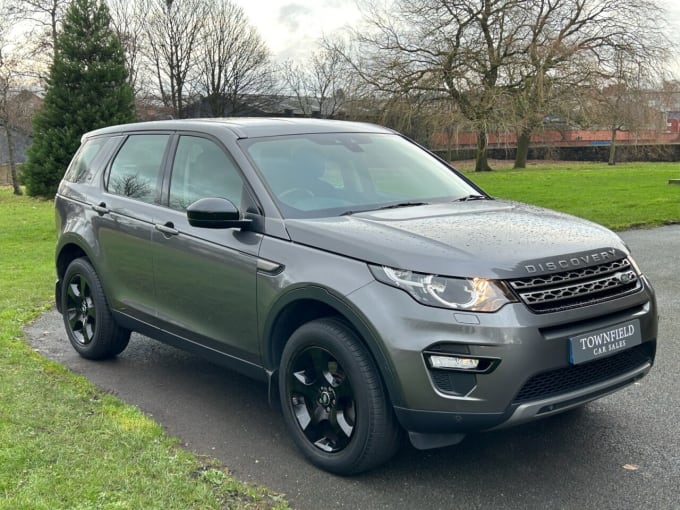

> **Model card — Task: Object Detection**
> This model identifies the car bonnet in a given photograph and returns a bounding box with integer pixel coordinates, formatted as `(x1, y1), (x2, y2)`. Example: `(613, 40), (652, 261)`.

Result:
(282, 200), (628, 279)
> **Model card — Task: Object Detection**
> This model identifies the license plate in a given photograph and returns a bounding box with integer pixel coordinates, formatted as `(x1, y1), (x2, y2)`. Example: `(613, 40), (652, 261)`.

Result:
(569, 319), (642, 365)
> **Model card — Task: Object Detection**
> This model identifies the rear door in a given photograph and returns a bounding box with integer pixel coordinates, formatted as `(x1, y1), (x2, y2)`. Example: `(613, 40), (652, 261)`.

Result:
(151, 134), (263, 364)
(95, 133), (171, 322)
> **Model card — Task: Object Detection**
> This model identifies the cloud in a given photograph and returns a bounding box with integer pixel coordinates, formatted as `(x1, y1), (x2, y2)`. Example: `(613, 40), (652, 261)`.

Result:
(235, 0), (363, 62)
(325, 0), (355, 7)
(277, 3), (310, 32)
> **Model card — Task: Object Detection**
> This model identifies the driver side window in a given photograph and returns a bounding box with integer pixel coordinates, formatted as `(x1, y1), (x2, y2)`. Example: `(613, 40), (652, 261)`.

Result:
(169, 136), (243, 210)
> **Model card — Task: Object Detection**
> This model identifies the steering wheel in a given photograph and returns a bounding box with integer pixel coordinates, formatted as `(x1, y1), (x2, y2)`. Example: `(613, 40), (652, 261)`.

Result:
(279, 187), (315, 203)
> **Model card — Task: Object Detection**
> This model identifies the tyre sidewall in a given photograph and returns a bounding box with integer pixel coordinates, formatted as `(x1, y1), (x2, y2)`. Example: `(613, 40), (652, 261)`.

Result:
(279, 319), (382, 475)
(61, 258), (124, 359)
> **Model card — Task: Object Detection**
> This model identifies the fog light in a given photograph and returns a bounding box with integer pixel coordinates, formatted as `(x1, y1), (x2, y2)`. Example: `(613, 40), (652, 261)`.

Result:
(428, 355), (480, 370)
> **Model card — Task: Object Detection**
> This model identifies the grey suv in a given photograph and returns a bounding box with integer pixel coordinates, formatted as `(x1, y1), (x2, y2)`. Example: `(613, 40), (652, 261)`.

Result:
(55, 118), (658, 474)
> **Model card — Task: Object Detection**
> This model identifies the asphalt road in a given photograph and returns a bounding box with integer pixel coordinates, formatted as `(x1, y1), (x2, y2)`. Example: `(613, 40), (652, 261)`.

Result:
(26, 225), (680, 510)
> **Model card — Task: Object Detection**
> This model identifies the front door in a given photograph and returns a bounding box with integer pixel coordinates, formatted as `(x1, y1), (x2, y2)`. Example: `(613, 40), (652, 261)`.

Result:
(151, 135), (262, 364)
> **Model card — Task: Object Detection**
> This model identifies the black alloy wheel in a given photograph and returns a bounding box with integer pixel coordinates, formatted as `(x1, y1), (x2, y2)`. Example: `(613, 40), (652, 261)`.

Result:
(279, 318), (401, 475)
(62, 258), (130, 359)
(288, 345), (356, 453)
(65, 271), (96, 346)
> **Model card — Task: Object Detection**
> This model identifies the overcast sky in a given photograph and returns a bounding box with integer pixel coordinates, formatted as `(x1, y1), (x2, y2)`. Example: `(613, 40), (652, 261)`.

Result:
(233, 0), (363, 62)
(234, 0), (680, 71)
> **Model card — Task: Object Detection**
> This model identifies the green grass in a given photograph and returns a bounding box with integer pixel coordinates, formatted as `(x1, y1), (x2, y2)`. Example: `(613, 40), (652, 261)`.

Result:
(1, 162), (679, 507)
(0, 188), (289, 510)
(460, 161), (680, 231)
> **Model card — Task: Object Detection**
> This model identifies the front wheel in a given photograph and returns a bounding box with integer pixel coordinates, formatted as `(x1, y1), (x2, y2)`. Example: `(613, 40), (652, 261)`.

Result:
(61, 258), (130, 359)
(279, 318), (401, 475)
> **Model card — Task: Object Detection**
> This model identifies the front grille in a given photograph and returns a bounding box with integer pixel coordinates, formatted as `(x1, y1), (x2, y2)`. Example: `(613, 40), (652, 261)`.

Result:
(513, 343), (653, 403)
(508, 259), (641, 313)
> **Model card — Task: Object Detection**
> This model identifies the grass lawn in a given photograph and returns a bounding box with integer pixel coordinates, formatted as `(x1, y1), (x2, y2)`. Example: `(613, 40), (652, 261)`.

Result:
(459, 161), (680, 230)
(1, 160), (678, 507)
(0, 189), (288, 510)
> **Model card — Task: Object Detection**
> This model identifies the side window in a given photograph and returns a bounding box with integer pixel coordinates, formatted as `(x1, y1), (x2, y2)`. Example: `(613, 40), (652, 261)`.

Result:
(63, 138), (107, 183)
(107, 134), (169, 203)
(169, 136), (243, 211)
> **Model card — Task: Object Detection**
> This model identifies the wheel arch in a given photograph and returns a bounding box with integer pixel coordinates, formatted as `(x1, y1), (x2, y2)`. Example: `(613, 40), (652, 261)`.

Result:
(262, 286), (404, 408)
(55, 237), (94, 313)
(56, 242), (90, 279)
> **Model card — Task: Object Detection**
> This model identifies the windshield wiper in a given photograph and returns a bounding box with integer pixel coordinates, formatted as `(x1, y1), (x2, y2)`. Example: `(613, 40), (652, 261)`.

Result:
(454, 194), (488, 202)
(341, 201), (429, 216)
(375, 201), (430, 210)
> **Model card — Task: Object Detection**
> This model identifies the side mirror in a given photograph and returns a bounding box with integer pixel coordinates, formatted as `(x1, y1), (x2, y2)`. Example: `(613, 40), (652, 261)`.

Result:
(186, 197), (252, 230)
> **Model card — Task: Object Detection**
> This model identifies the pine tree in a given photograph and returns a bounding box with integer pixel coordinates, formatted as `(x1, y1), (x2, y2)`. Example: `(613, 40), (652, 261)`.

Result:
(23, 0), (135, 197)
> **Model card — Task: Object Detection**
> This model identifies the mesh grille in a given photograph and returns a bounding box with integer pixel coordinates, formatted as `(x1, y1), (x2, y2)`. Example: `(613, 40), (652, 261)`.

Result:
(508, 259), (641, 313)
(513, 343), (653, 403)
(430, 371), (477, 396)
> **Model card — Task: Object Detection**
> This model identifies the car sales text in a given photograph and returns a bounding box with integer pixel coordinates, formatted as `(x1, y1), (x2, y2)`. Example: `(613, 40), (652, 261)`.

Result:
(579, 324), (635, 356)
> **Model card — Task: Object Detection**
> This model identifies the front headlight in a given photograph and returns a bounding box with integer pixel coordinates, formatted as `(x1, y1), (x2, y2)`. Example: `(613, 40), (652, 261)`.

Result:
(369, 265), (517, 312)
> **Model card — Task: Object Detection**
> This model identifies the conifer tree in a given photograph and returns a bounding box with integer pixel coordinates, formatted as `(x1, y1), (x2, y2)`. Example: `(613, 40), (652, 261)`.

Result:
(23, 0), (135, 197)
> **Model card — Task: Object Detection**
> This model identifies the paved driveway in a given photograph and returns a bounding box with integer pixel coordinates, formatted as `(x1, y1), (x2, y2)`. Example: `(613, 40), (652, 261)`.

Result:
(26, 225), (680, 510)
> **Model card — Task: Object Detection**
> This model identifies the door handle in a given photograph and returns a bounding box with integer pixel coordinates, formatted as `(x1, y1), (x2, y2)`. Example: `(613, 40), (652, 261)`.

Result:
(155, 222), (179, 236)
(92, 202), (109, 215)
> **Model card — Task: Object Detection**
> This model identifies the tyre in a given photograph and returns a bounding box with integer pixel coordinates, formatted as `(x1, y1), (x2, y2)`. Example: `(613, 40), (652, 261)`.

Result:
(61, 258), (130, 359)
(279, 318), (401, 475)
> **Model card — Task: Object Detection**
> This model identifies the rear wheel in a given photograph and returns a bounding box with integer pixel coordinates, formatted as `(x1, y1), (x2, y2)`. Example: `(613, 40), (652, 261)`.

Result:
(279, 318), (401, 475)
(61, 258), (130, 359)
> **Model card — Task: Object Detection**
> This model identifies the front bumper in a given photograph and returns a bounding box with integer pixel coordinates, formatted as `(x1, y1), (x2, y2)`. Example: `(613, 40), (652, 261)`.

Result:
(394, 353), (652, 447)
(347, 276), (657, 444)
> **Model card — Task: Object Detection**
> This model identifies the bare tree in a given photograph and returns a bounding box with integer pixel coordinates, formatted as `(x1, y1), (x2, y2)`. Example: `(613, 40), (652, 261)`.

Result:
(7, 0), (68, 49)
(282, 47), (355, 118)
(0, 31), (23, 195)
(197, 0), (274, 117)
(3, 0), (69, 79)
(336, 0), (671, 171)
(107, 0), (149, 96)
(143, 0), (208, 118)
(510, 0), (670, 168)
(584, 51), (663, 165)
(337, 0), (528, 171)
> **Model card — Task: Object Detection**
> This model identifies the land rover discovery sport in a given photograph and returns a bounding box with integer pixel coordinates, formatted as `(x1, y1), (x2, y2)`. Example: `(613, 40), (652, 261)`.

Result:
(54, 118), (658, 474)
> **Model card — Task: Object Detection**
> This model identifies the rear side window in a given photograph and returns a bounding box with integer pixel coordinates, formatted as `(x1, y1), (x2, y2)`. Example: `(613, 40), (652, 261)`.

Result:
(107, 134), (170, 203)
(63, 138), (108, 183)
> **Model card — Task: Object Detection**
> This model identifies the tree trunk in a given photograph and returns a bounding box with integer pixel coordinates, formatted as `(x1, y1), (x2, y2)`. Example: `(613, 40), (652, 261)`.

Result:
(3, 124), (22, 195)
(475, 129), (492, 172)
(208, 93), (226, 117)
(608, 128), (617, 166)
(446, 127), (454, 163)
(514, 127), (531, 169)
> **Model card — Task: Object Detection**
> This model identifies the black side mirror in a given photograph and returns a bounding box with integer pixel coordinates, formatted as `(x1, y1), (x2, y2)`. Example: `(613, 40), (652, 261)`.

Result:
(186, 197), (252, 230)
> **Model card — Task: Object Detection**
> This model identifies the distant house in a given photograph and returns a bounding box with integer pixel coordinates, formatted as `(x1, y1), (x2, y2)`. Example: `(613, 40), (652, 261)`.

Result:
(0, 125), (31, 184)
(0, 90), (43, 167)
(666, 112), (680, 133)
(135, 93), (350, 122)
(183, 94), (345, 119)
(15, 89), (44, 116)
(0, 128), (32, 165)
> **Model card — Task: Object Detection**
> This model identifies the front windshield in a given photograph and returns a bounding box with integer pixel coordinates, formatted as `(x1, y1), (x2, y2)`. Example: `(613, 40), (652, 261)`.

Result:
(240, 132), (482, 219)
